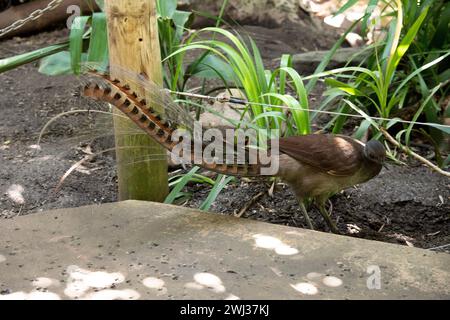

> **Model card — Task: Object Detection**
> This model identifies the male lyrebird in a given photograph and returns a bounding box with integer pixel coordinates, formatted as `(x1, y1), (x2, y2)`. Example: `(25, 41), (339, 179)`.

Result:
(83, 71), (386, 234)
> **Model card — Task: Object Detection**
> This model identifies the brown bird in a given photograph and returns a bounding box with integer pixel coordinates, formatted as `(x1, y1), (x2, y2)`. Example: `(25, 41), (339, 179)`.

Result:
(276, 134), (386, 233)
(83, 72), (386, 234)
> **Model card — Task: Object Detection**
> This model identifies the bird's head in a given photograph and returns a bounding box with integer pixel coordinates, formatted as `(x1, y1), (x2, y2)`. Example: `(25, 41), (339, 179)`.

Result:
(363, 140), (386, 165)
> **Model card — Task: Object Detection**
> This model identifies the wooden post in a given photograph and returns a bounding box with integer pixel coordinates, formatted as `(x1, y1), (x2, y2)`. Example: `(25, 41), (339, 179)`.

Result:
(105, 0), (168, 201)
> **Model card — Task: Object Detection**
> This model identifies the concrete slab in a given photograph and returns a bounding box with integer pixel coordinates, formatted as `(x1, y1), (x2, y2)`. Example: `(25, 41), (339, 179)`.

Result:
(0, 200), (448, 300)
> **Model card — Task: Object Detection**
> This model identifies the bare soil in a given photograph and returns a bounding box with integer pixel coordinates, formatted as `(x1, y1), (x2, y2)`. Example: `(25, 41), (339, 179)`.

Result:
(0, 26), (449, 252)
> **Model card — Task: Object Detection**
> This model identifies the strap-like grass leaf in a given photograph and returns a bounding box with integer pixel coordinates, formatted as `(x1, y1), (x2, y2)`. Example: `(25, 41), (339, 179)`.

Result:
(199, 174), (234, 211)
(164, 166), (200, 204)
(0, 42), (68, 74)
(87, 13), (108, 65)
(69, 16), (90, 74)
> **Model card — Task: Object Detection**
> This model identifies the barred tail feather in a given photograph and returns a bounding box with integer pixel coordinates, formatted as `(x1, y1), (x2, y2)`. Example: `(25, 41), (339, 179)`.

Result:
(81, 65), (267, 177)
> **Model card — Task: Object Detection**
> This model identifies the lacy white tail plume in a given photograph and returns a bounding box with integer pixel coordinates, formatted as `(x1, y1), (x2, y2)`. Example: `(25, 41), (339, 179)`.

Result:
(80, 62), (276, 176)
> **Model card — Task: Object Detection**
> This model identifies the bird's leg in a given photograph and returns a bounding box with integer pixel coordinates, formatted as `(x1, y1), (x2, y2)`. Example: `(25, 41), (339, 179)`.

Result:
(298, 201), (314, 230)
(317, 200), (340, 234)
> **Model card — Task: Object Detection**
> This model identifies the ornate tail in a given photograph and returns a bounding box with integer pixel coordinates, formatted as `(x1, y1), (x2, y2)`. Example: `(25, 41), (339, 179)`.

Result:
(82, 73), (269, 176)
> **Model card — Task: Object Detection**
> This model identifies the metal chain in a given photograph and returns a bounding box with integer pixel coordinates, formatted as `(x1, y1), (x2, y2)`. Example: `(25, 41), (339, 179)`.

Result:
(0, 0), (64, 38)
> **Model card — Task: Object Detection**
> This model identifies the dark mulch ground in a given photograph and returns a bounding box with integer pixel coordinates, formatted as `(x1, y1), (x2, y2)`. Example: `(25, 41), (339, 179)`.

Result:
(0, 26), (449, 252)
(186, 164), (450, 251)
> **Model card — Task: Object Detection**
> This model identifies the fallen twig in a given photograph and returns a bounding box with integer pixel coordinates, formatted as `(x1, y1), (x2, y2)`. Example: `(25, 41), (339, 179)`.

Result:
(54, 155), (93, 193)
(428, 243), (450, 251)
(234, 192), (265, 218)
(380, 127), (450, 178)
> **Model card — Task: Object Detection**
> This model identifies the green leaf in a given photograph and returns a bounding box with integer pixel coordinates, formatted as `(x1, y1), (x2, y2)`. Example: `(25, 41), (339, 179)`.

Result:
(427, 123), (450, 135)
(250, 38), (268, 94)
(252, 111), (287, 123)
(272, 67), (310, 134)
(87, 13), (108, 65)
(38, 51), (72, 75)
(187, 54), (234, 81)
(0, 42), (68, 74)
(361, 0), (379, 37)
(278, 54), (291, 95)
(172, 10), (193, 39)
(324, 78), (365, 96)
(199, 175), (234, 211)
(390, 51), (450, 111)
(430, 2), (450, 49)
(164, 167), (200, 204)
(405, 83), (445, 145)
(438, 68), (450, 83)
(381, 18), (398, 68)
(95, 0), (104, 11)
(39, 13), (108, 76)
(343, 99), (380, 130)
(334, 0), (359, 16)
(353, 119), (372, 139)
(386, 5), (429, 83)
(156, 0), (177, 18)
(331, 104), (351, 134)
(262, 92), (308, 135)
(69, 16), (90, 74)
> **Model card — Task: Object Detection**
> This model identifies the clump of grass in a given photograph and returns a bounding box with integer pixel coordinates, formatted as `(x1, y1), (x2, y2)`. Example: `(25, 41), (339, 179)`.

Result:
(167, 27), (311, 137)
(321, 0), (449, 150)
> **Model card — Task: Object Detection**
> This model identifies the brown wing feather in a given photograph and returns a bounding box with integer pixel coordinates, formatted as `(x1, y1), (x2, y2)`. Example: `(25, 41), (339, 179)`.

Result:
(277, 134), (364, 176)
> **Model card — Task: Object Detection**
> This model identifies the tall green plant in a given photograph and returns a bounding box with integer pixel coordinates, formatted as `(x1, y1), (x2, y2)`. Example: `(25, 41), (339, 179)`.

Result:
(167, 27), (311, 136)
(328, 0), (449, 146)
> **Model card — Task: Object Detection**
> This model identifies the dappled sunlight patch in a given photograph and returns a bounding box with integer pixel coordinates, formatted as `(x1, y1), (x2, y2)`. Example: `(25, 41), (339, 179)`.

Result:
(83, 289), (140, 300)
(184, 282), (204, 290)
(194, 273), (222, 287)
(0, 291), (61, 300)
(68, 265), (124, 289)
(290, 282), (318, 295)
(142, 277), (165, 289)
(142, 277), (168, 295)
(6, 184), (25, 205)
(324, 14), (346, 28)
(322, 276), (343, 288)
(25, 291), (61, 300)
(253, 234), (282, 249)
(305, 272), (343, 289)
(275, 245), (299, 255)
(0, 292), (27, 300)
(64, 279), (91, 298)
(189, 272), (227, 294)
(253, 234), (299, 256)
(0, 254), (5, 263)
(64, 265), (130, 300)
(210, 285), (226, 294)
(225, 294), (240, 300)
(31, 277), (60, 289)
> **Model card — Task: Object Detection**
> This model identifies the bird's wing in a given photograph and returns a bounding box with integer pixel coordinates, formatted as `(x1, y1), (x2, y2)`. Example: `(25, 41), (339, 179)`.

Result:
(277, 134), (364, 176)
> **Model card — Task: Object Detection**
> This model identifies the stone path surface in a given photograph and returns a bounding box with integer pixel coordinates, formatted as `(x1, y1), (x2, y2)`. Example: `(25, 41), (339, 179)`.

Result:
(0, 200), (448, 299)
